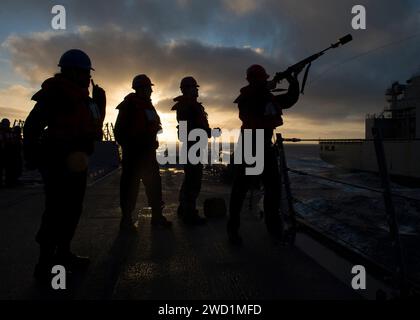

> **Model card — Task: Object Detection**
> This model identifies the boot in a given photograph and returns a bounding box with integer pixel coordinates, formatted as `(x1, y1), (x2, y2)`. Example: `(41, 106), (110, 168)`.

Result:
(120, 214), (137, 233)
(177, 205), (184, 218)
(151, 203), (172, 227)
(55, 243), (90, 272)
(55, 251), (90, 272)
(151, 215), (172, 227)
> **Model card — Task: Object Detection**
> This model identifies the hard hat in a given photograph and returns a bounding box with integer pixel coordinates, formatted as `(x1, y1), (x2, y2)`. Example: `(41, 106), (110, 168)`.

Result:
(1, 118), (11, 128)
(58, 49), (94, 71)
(180, 76), (199, 88)
(246, 64), (269, 81)
(132, 74), (154, 89)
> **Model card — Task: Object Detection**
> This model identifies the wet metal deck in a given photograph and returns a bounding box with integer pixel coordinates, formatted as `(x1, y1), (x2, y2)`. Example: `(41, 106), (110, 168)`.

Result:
(0, 169), (359, 300)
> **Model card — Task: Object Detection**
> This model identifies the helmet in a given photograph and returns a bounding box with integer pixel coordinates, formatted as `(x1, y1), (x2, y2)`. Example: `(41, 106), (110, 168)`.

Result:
(246, 64), (269, 81)
(58, 49), (94, 71)
(58, 49), (93, 71)
(180, 76), (199, 88)
(1, 118), (10, 128)
(132, 74), (154, 89)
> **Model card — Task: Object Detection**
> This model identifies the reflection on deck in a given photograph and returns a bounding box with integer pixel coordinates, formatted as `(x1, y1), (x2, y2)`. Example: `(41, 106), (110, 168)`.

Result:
(0, 168), (361, 300)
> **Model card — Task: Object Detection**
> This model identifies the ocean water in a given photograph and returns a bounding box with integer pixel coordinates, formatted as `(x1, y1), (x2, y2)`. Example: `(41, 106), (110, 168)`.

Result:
(283, 144), (420, 283)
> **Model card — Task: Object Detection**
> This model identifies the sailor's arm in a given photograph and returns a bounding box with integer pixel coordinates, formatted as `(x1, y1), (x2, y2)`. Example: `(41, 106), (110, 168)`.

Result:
(23, 102), (48, 169)
(92, 80), (106, 121)
(198, 107), (212, 138)
(114, 101), (129, 145)
(274, 74), (300, 109)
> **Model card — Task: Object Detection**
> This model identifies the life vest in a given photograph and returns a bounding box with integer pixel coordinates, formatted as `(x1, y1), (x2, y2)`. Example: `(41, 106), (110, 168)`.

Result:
(171, 95), (211, 138)
(115, 93), (161, 146)
(31, 74), (103, 144)
(234, 85), (283, 130)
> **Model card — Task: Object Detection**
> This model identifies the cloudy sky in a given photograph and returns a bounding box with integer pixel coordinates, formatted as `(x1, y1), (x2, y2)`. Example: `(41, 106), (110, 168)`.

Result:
(1, 0), (419, 141)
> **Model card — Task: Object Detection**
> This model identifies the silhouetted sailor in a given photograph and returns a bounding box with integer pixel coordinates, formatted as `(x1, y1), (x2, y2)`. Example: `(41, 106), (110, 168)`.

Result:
(227, 64), (300, 245)
(5, 125), (23, 186)
(172, 76), (217, 225)
(115, 74), (172, 232)
(0, 118), (12, 187)
(23, 49), (106, 281)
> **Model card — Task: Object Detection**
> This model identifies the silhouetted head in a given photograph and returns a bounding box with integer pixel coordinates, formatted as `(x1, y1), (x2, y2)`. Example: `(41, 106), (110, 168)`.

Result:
(132, 74), (153, 99)
(246, 64), (269, 87)
(1, 118), (10, 129)
(180, 76), (199, 98)
(58, 49), (93, 88)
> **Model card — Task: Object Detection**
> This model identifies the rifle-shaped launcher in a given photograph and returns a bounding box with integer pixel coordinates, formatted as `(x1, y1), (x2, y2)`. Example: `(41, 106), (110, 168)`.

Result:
(270, 34), (353, 94)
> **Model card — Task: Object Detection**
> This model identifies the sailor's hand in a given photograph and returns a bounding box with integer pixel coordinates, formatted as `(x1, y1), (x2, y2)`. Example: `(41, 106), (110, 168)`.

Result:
(91, 80), (106, 107)
(286, 65), (303, 82)
(267, 79), (278, 91)
(285, 70), (300, 83)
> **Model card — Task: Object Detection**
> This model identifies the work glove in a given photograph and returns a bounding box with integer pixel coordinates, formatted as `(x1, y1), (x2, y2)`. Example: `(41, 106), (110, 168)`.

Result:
(91, 80), (106, 118)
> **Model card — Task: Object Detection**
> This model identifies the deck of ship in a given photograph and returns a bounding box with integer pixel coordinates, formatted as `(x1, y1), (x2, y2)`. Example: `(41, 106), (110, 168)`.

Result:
(0, 168), (360, 300)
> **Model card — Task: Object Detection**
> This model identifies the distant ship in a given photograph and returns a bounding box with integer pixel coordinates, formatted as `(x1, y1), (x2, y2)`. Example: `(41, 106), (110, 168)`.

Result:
(320, 72), (420, 180)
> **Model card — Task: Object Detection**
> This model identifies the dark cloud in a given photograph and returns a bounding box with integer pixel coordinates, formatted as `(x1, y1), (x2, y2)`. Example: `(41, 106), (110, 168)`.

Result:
(1, 0), (420, 137)
(3, 26), (272, 114)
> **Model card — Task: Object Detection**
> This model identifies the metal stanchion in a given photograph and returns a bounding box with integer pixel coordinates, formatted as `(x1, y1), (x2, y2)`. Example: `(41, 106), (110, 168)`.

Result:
(275, 133), (297, 243)
(372, 127), (408, 297)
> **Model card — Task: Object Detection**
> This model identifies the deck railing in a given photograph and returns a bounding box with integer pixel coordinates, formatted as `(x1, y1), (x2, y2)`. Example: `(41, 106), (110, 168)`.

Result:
(275, 129), (420, 298)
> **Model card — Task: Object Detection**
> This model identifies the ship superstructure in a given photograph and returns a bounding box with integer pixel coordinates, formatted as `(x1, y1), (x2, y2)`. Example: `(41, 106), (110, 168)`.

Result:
(320, 73), (420, 179)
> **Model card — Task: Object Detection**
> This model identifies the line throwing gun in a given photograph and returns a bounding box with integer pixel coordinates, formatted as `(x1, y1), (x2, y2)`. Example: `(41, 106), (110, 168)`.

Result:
(269, 34), (353, 94)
